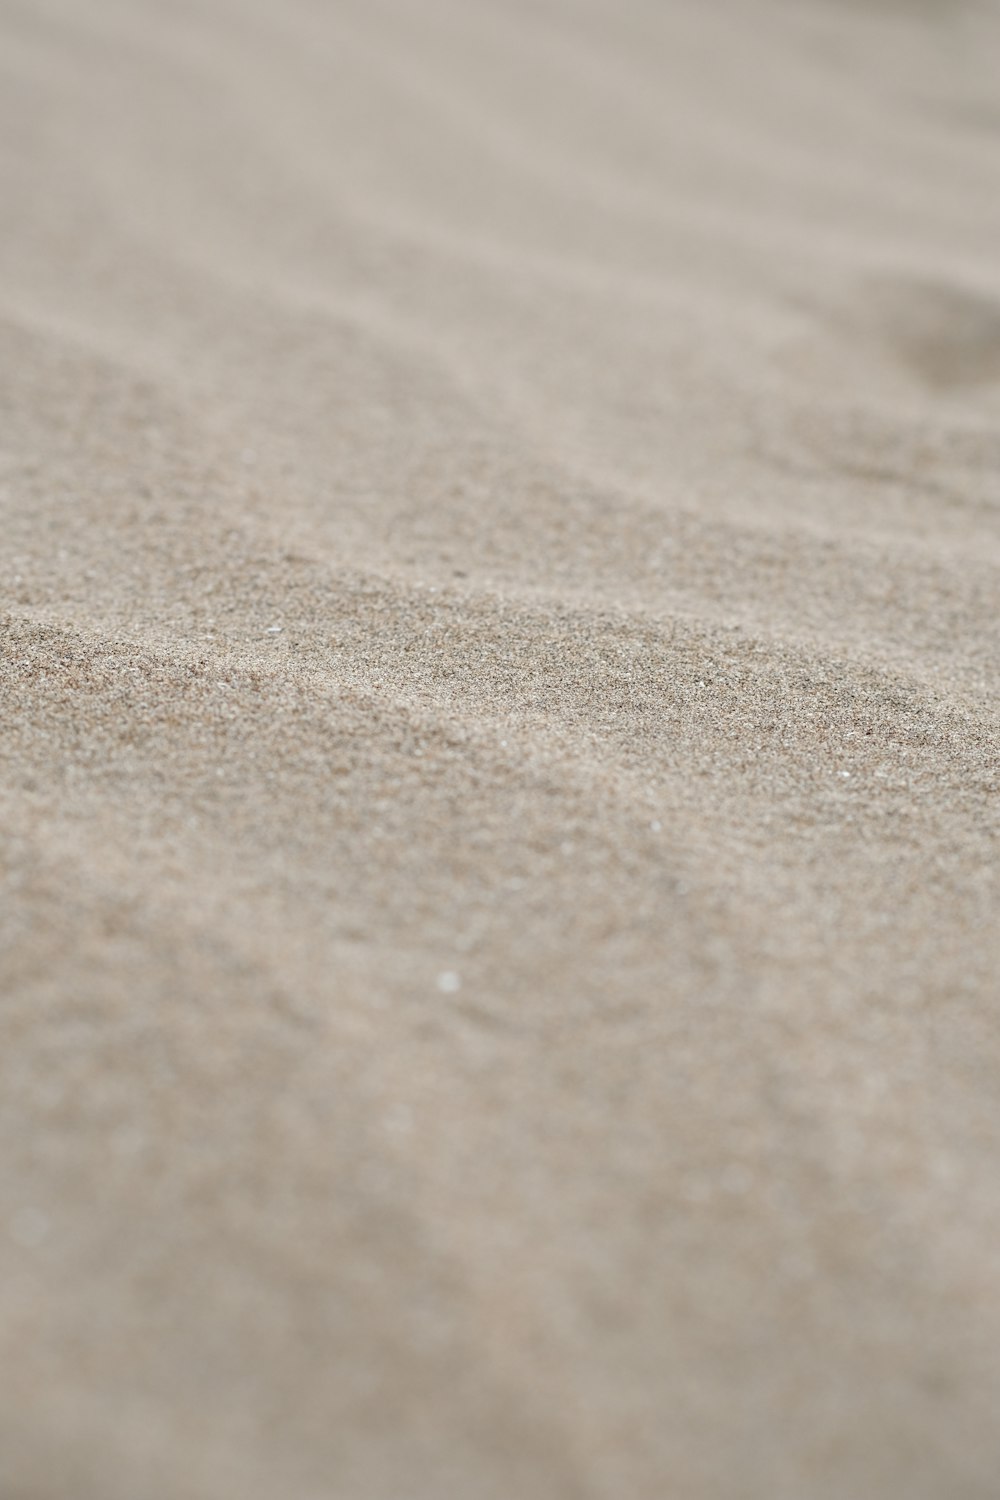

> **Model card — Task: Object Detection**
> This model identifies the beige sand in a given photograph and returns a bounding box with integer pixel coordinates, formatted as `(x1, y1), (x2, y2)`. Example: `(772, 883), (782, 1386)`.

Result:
(2, 0), (999, 1495)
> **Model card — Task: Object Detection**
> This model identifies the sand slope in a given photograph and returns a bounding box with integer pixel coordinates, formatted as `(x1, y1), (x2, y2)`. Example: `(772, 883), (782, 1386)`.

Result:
(2, 1), (1000, 1495)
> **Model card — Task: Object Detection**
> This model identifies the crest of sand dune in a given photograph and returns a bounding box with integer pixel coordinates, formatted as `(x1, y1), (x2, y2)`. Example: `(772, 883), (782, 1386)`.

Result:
(1, 0), (999, 1496)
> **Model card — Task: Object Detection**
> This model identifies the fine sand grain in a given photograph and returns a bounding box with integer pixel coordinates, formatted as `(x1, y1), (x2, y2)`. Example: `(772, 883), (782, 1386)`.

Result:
(2, 1), (999, 1496)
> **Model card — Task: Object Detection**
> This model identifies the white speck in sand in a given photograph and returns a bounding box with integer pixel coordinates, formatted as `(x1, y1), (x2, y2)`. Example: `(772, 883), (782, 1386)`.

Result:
(266, 625), (283, 634)
(113, 1126), (146, 1156)
(385, 1105), (413, 1136)
(722, 1164), (752, 1195)
(436, 970), (461, 994)
(650, 819), (662, 832)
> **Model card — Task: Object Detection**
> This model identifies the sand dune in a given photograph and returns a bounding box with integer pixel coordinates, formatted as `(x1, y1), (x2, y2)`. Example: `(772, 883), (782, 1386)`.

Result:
(2, 1), (1000, 1495)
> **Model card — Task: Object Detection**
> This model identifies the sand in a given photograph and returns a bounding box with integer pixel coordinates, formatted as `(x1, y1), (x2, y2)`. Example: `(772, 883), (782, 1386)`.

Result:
(2, 0), (999, 1495)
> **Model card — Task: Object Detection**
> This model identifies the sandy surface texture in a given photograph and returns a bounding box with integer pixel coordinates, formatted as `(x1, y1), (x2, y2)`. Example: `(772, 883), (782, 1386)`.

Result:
(2, 1), (1000, 1495)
